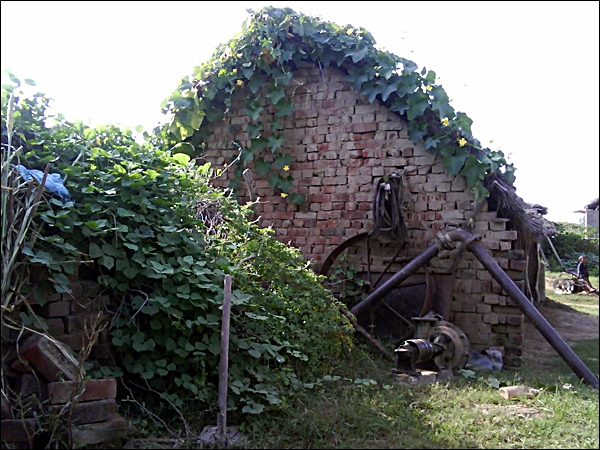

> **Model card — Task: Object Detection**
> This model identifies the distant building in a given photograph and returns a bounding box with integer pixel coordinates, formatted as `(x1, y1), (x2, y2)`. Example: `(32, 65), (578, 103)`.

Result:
(575, 198), (599, 236)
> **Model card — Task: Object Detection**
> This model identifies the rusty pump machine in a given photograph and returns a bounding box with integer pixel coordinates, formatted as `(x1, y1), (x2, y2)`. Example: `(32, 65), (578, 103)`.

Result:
(392, 314), (469, 385)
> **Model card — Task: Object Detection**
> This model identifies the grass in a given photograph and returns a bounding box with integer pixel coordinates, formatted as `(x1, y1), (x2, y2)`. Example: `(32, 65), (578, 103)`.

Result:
(232, 346), (598, 449)
(226, 272), (599, 449)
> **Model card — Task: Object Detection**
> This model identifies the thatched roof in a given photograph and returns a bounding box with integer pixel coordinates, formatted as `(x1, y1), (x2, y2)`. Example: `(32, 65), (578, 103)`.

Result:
(486, 174), (555, 241)
(585, 198), (599, 210)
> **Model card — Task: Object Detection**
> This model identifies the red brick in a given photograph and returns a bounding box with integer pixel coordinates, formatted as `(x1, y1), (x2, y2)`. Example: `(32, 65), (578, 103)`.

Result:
(1, 393), (12, 419)
(351, 122), (377, 133)
(58, 331), (94, 351)
(44, 317), (65, 336)
(509, 260), (527, 271)
(50, 399), (116, 425)
(39, 301), (71, 318)
(20, 335), (80, 382)
(48, 379), (117, 405)
(10, 357), (34, 374)
(0, 419), (37, 443)
(506, 314), (523, 326)
(71, 294), (110, 314)
(16, 373), (48, 400)
(71, 413), (129, 447)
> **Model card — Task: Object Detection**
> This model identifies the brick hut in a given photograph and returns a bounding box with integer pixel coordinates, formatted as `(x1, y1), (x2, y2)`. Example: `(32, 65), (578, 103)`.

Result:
(165, 7), (553, 368)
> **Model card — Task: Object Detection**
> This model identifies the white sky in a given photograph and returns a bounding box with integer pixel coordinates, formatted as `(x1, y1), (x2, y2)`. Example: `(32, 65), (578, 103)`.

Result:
(1, 1), (598, 224)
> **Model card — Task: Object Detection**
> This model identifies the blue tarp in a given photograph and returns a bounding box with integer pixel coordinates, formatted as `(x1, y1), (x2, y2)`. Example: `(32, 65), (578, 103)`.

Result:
(16, 165), (72, 203)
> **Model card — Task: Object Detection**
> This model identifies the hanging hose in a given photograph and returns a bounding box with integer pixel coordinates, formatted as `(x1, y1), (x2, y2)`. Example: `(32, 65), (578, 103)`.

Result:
(371, 171), (407, 243)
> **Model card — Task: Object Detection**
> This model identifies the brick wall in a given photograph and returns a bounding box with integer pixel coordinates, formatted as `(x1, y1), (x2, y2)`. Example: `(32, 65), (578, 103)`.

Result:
(202, 62), (525, 368)
(1, 271), (123, 446)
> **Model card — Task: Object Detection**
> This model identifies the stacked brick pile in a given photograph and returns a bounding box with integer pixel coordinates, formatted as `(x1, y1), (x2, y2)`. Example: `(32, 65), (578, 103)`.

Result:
(1, 278), (127, 447)
(202, 61), (528, 368)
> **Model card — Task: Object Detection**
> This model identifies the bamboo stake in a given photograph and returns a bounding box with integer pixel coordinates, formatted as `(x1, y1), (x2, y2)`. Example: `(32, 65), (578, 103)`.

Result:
(217, 275), (232, 446)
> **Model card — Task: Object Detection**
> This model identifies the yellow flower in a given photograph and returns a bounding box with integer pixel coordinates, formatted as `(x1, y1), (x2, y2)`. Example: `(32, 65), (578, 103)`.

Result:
(236, 80), (244, 87)
(280, 193), (288, 198)
(232, 68), (237, 74)
(441, 117), (449, 127)
(458, 138), (467, 147)
(283, 165), (290, 171)
(425, 85), (433, 92)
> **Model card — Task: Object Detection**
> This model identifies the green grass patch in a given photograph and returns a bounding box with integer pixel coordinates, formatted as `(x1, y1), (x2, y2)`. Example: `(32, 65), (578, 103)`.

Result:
(232, 344), (599, 449)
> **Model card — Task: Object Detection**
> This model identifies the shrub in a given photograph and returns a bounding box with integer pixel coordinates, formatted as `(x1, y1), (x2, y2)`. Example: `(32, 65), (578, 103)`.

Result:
(542, 221), (599, 276)
(1, 74), (353, 427)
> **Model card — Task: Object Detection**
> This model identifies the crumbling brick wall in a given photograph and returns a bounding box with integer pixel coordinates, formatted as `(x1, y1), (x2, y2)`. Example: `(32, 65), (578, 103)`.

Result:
(203, 62), (525, 368)
(1, 271), (123, 447)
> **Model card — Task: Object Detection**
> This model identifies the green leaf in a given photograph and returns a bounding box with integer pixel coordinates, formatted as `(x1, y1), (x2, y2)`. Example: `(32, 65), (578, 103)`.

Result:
(381, 82), (397, 102)
(165, 338), (177, 351)
(267, 133), (284, 153)
(254, 158), (271, 176)
(266, 87), (286, 104)
(446, 151), (470, 176)
(123, 265), (140, 279)
(274, 153), (292, 170)
(424, 137), (441, 151)
(132, 341), (147, 352)
(472, 182), (490, 203)
(274, 99), (294, 118)
(89, 243), (103, 259)
(83, 128), (97, 140)
(242, 403), (265, 414)
(171, 142), (195, 157)
(460, 154), (486, 187)
(290, 193), (306, 204)
(249, 76), (266, 94)
(455, 112), (474, 139)
(430, 86), (453, 120)
(407, 92), (430, 121)
(100, 255), (115, 270)
(172, 153), (191, 165)
(346, 44), (368, 63)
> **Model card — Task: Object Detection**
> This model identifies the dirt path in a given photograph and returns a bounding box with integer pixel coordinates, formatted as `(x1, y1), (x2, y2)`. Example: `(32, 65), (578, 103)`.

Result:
(523, 282), (599, 366)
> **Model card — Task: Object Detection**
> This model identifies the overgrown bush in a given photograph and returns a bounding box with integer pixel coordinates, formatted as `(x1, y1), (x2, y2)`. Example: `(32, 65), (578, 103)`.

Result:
(542, 221), (599, 276)
(1, 75), (353, 431)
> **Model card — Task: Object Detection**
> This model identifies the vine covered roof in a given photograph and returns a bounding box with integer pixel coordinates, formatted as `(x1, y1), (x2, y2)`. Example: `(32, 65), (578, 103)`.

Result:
(162, 6), (546, 239)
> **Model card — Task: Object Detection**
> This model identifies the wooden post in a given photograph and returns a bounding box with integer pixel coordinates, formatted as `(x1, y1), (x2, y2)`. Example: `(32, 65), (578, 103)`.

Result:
(545, 235), (566, 271)
(217, 275), (232, 445)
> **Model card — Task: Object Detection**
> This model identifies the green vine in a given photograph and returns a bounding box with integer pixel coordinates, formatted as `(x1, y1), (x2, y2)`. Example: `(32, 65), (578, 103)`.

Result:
(163, 6), (516, 203)
(1, 75), (353, 422)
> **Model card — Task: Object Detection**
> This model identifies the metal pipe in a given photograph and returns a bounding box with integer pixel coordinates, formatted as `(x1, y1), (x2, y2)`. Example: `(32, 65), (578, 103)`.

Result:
(351, 243), (440, 317)
(468, 241), (599, 389)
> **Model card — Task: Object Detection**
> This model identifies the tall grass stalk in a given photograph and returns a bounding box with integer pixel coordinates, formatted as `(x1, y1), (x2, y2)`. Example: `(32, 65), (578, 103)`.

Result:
(1, 92), (48, 310)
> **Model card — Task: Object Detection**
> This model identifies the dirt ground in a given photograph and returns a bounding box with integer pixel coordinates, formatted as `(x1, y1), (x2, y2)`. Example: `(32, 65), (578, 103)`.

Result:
(522, 278), (599, 366)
